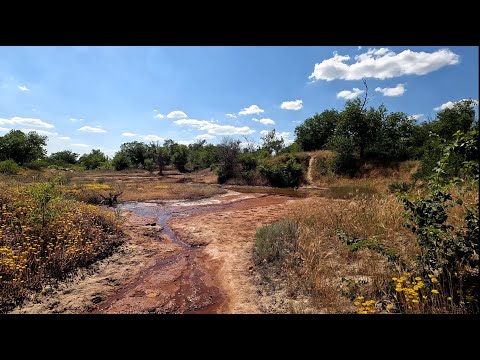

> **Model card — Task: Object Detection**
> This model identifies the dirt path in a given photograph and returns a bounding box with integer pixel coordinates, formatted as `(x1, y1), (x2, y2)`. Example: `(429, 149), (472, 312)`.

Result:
(306, 155), (315, 184)
(11, 191), (302, 314)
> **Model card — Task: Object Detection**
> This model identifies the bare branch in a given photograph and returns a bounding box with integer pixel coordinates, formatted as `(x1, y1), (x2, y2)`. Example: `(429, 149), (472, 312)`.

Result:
(360, 77), (369, 111)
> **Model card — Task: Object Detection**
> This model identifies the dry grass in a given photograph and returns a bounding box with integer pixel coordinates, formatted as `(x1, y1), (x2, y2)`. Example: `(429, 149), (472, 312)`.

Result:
(285, 194), (417, 313)
(120, 182), (226, 201)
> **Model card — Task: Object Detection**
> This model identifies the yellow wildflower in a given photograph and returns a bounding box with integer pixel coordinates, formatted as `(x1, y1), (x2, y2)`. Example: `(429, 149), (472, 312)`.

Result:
(415, 277), (421, 281)
(447, 297), (452, 301)
(431, 289), (439, 294)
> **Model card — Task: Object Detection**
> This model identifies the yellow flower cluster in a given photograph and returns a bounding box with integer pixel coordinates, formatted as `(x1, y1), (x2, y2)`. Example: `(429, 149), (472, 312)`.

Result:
(353, 296), (377, 314)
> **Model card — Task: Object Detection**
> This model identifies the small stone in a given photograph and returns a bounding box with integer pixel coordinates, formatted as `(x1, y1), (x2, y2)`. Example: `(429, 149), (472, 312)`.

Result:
(92, 296), (103, 304)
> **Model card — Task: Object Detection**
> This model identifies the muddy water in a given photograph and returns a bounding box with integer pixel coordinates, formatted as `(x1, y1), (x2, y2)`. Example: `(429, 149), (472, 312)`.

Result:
(96, 191), (265, 314)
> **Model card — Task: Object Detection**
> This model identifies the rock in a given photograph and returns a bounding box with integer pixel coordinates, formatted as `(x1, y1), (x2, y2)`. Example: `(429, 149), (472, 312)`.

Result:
(145, 222), (156, 226)
(91, 296), (103, 304)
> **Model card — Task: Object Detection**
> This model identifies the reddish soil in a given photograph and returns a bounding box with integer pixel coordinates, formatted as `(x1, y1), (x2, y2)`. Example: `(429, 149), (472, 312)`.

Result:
(12, 191), (302, 314)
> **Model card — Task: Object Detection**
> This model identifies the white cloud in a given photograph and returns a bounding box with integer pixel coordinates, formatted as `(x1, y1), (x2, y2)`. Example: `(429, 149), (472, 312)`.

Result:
(278, 131), (291, 138)
(143, 134), (165, 142)
(57, 136), (71, 140)
(434, 99), (479, 111)
(281, 100), (303, 111)
(167, 110), (188, 119)
(18, 85), (29, 91)
(336, 88), (364, 100)
(78, 126), (107, 133)
(154, 113), (165, 119)
(121, 132), (164, 142)
(309, 48), (459, 81)
(177, 140), (192, 145)
(70, 118), (84, 122)
(226, 113), (237, 118)
(196, 133), (216, 140)
(19, 129), (58, 136)
(0, 116), (54, 129)
(358, 46), (362, 50)
(238, 105), (264, 116)
(409, 114), (424, 120)
(175, 119), (255, 135)
(260, 130), (270, 135)
(252, 118), (275, 125)
(0, 127), (10, 132)
(375, 83), (406, 97)
(71, 143), (89, 148)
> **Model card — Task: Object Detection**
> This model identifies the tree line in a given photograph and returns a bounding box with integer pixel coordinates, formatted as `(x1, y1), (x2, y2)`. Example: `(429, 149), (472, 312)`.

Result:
(1, 96), (477, 187)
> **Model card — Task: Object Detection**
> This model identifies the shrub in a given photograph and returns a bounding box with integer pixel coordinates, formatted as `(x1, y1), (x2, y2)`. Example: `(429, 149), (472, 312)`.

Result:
(259, 154), (304, 187)
(253, 220), (298, 265)
(388, 181), (413, 194)
(0, 160), (20, 175)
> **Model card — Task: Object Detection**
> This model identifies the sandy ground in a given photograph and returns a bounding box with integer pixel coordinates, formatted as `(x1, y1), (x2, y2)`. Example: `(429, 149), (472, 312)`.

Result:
(11, 191), (305, 314)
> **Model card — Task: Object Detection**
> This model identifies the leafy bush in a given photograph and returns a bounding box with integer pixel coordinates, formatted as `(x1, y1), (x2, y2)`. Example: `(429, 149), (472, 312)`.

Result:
(0, 160), (20, 175)
(259, 154), (304, 187)
(253, 220), (298, 265)
(24, 159), (50, 170)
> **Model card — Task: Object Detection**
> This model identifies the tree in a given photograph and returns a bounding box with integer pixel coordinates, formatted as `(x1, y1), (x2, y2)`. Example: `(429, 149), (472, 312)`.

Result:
(112, 151), (132, 171)
(187, 140), (217, 171)
(432, 99), (477, 141)
(49, 150), (79, 165)
(119, 141), (148, 168)
(171, 144), (189, 172)
(216, 137), (241, 183)
(147, 142), (167, 175)
(294, 109), (339, 151)
(261, 129), (284, 156)
(78, 149), (108, 170)
(0, 130), (47, 165)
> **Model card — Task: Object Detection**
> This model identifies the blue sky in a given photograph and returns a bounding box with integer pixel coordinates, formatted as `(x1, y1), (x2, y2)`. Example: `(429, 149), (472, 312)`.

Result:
(0, 46), (478, 156)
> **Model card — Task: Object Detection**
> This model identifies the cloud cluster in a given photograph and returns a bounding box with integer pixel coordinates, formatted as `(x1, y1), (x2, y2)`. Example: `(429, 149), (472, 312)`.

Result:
(375, 83), (406, 97)
(252, 118), (275, 125)
(0, 116), (54, 129)
(281, 100), (303, 111)
(238, 105), (264, 116)
(309, 48), (459, 81)
(175, 119), (255, 135)
(121, 132), (165, 142)
(166, 110), (187, 119)
(336, 88), (364, 100)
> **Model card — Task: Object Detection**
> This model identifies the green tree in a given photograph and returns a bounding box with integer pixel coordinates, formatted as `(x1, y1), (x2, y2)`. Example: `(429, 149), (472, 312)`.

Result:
(294, 110), (339, 151)
(112, 151), (132, 171)
(215, 137), (241, 183)
(171, 144), (189, 172)
(49, 150), (79, 165)
(78, 149), (108, 170)
(119, 141), (149, 168)
(0, 130), (47, 165)
(147, 142), (167, 175)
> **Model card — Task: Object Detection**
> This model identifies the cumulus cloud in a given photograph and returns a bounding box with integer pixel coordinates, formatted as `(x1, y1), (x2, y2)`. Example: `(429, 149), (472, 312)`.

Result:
(226, 113), (237, 118)
(252, 118), (275, 125)
(70, 118), (84, 122)
(0, 127), (10, 132)
(434, 99), (479, 111)
(238, 105), (264, 116)
(309, 48), (459, 81)
(196, 134), (216, 140)
(177, 140), (192, 145)
(281, 100), (303, 111)
(336, 88), (364, 100)
(57, 136), (71, 140)
(121, 132), (138, 137)
(18, 85), (29, 91)
(260, 130), (270, 135)
(78, 126), (107, 133)
(0, 116), (54, 128)
(375, 83), (406, 97)
(154, 113), (165, 119)
(175, 119), (255, 135)
(167, 110), (188, 119)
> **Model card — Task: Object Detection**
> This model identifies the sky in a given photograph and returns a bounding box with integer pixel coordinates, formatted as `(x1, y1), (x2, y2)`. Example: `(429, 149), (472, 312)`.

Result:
(0, 46), (478, 157)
